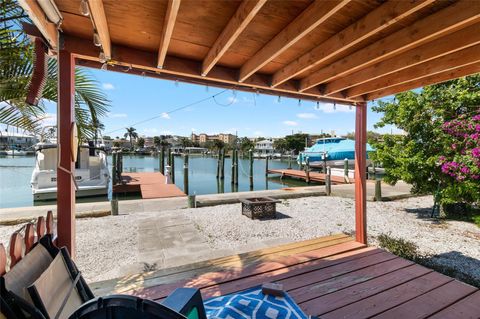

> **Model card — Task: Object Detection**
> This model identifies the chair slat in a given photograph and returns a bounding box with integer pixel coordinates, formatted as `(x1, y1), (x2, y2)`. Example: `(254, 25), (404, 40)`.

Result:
(46, 210), (54, 235)
(37, 216), (46, 238)
(25, 223), (36, 253)
(0, 244), (6, 275)
(9, 233), (23, 268)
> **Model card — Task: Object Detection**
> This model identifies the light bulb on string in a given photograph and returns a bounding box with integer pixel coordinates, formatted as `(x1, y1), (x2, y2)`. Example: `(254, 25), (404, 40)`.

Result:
(333, 102), (337, 111)
(93, 32), (101, 47)
(80, 0), (90, 16)
(315, 101), (320, 110)
(205, 85), (209, 92)
(175, 80), (179, 87)
(255, 90), (260, 96)
(232, 89), (237, 97)
(277, 96), (281, 103)
(349, 105), (353, 110)
(101, 63), (108, 71)
(298, 99), (301, 107)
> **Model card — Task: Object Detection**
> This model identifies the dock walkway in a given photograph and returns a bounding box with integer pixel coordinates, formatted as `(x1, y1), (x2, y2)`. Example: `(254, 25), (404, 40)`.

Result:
(268, 168), (355, 184)
(113, 172), (185, 199)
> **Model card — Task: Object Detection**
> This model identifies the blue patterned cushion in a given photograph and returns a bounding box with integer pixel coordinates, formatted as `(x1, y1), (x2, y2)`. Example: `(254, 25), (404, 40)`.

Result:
(204, 286), (309, 319)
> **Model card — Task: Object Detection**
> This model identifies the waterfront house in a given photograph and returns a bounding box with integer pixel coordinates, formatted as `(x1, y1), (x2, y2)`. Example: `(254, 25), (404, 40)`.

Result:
(0, 131), (38, 150)
(254, 139), (275, 156)
(13, 0), (480, 317)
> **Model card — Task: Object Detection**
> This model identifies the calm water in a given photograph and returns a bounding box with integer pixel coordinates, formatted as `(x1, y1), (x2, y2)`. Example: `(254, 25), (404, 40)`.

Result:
(0, 154), (305, 209)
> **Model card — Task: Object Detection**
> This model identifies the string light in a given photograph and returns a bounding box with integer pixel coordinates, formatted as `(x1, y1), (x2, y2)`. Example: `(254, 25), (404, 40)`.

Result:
(80, 0), (90, 16)
(101, 63), (108, 71)
(349, 104), (353, 110)
(98, 52), (106, 63)
(334, 101), (337, 111)
(205, 84), (209, 92)
(315, 101), (320, 110)
(298, 99), (301, 107)
(93, 32), (101, 47)
(232, 89), (237, 97)
(175, 80), (179, 87)
(277, 96), (281, 103)
(255, 90), (260, 96)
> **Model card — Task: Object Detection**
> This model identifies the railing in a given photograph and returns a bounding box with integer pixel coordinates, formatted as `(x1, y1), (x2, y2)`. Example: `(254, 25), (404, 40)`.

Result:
(0, 211), (55, 275)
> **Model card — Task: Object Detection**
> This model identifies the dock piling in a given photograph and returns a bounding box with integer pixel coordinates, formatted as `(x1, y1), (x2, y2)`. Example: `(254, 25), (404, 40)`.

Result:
(183, 154), (189, 195)
(231, 150), (235, 184)
(234, 149), (239, 185)
(375, 179), (382, 201)
(288, 151), (292, 169)
(249, 149), (254, 190)
(111, 151), (117, 185)
(220, 148), (225, 180)
(160, 147), (165, 174)
(111, 197), (118, 215)
(167, 148), (172, 166)
(326, 166), (332, 196)
(170, 152), (175, 184)
(305, 157), (310, 183)
(265, 155), (269, 177)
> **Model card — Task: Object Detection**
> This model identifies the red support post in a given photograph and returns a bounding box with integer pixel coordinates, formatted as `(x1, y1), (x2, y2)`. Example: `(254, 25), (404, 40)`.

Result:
(57, 48), (76, 257)
(355, 101), (367, 244)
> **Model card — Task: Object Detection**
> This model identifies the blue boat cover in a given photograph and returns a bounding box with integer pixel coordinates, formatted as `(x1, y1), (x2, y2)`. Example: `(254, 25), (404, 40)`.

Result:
(204, 286), (308, 319)
(298, 138), (374, 162)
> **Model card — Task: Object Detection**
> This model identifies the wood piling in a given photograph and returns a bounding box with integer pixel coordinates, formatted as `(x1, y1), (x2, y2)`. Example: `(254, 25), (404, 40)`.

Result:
(183, 154), (189, 195)
(111, 151), (117, 185)
(326, 166), (332, 195)
(305, 157), (310, 183)
(249, 149), (253, 190)
(375, 179), (382, 201)
(235, 149), (239, 186)
(160, 147), (165, 174)
(170, 152), (175, 184)
(231, 150), (235, 184)
(265, 155), (269, 177)
(220, 148), (225, 180)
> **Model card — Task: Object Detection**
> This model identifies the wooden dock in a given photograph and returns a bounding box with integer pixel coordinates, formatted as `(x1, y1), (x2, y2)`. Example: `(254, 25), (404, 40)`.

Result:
(268, 168), (354, 184)
(113, 172), (186, 199)
(92, 235), (480, 318)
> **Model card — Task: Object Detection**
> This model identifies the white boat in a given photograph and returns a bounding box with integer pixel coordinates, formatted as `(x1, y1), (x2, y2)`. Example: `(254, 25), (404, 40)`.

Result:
(31, 142), (110, 200)
(5, 149), (28, 156)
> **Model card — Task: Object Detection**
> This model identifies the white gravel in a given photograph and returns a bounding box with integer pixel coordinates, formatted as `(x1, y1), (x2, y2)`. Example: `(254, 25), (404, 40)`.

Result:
(1, 195), (479, 284)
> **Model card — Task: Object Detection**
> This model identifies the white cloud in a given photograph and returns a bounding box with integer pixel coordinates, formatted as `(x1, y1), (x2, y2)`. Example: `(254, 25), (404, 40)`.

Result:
(102, 83), (115, 90)
(39, 113), (56, 127)
(161, 112), (171, 119)
(297, 112), (318, 119)
(315, 102), (354, 113)
(109, 112), (127, 118)
(227, 96), (239, 104)
(283, 120), (298, 126)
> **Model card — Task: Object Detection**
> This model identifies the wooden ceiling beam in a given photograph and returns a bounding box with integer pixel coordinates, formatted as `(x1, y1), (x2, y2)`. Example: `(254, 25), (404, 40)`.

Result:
(271, 0), (434, 88)
(299, 0), (480, 92)
(366, 63), (480, 101)
(157, 0), (181, 69)
(63, 35), (360, 104)
(346, 44), (480, 99)
(87, 0), (111, 59)
(201, 0), (267, 76)
(238, 0), (351, 83)
(324, 23), (480, 96)
(18, 0), (58, 50)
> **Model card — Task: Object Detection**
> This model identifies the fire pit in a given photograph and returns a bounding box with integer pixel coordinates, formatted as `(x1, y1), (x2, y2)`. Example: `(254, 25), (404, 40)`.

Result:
(240, 197), (281, 219)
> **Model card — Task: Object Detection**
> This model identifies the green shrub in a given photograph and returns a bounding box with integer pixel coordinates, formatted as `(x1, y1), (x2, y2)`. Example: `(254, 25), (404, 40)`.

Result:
(377, 233), (420, 261)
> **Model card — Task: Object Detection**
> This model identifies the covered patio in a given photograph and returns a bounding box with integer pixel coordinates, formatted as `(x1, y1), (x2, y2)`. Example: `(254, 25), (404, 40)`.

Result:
(18, 0), (480, 317)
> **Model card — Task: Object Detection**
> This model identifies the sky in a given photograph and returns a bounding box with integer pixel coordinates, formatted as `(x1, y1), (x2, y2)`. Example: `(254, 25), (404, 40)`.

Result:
(18, 66), (401, 139)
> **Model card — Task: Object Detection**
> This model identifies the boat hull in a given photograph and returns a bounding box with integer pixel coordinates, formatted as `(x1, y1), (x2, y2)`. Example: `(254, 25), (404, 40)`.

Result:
(33, 186), (108, 201)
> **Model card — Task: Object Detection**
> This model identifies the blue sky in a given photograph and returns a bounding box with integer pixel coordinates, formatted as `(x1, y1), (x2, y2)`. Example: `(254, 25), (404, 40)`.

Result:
(39, 66), (400, 139)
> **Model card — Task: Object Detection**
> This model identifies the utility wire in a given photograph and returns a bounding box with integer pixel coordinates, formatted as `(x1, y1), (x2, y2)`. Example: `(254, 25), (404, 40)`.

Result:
(105, 88), (231, 135)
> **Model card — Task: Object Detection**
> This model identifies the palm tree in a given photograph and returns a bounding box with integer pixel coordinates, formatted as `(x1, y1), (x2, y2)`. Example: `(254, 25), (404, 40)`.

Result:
(0, 0), (109, 140)
(124, 127), (138, 150)
(179, 137), (192, 149)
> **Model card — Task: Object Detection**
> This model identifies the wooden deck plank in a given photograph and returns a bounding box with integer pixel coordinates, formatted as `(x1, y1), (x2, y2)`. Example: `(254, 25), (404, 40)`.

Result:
(299, 266), (441, 316)
(268, 169), (353, 184)
(372, 280), (478, 319)
(113, 172), (186, 199)
(427, 290), (480, 319)
(321, 272), (461, 318)
(91, 234), (354, 296)
(199, 247), (383, 299)
(289, 257), (413, 303)
(126, 241), (366, 300)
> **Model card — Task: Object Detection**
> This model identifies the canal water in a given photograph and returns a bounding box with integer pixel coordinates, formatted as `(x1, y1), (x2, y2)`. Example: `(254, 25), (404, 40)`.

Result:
(0, 155), (305, 209)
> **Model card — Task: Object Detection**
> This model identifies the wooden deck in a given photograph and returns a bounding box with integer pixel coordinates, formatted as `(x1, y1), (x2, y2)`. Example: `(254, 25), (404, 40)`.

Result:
(112, 172), (185, 199)
(268, 168), (356, 184)
(91, 234), (479, 318)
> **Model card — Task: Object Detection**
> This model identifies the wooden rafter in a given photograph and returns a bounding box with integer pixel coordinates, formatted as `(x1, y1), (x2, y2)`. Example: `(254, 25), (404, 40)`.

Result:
(366, 63), (480, 101)
(202, 0), (267, 76)
(63, 35), (361, 104)
(17, 0), (58, 50)
(238, 0), (351, 83)
(87, 0), (111, 59)
(157, 0), (181, 69)
(348, 44), (480, 99)
(271, 0), (434, 87)
(299, 0), (480, 92)
(324, 23), (480, 96)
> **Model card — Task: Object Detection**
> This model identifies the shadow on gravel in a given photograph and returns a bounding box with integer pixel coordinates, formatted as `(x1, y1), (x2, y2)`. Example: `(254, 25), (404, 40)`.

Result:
(404, 206), (435, 220)
(255, 212), (292, 221)
(421, 251), (480, 288)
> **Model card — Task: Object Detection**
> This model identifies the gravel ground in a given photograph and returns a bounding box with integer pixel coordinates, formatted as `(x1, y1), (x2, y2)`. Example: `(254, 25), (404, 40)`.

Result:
(1, 195), (479, 284)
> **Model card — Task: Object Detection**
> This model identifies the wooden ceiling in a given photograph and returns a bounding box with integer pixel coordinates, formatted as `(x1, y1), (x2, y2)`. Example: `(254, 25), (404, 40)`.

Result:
(21, 0), (480, 103)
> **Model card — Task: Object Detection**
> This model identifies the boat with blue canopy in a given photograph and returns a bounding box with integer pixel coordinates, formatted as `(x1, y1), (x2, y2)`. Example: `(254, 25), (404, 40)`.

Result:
(297, 137), (374, 168)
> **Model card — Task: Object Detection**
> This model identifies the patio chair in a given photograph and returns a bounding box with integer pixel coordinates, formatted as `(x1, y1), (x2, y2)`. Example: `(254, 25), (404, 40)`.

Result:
(0, 234), (206, 319)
